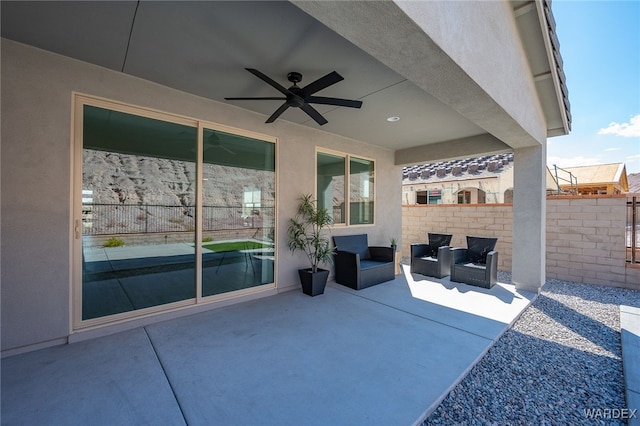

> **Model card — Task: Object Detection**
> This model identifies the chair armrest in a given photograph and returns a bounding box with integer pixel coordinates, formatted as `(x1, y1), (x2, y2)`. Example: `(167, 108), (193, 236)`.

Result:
(485, 251), (498, 284)
(486, 251), (498, 269)
(451, 248), (468, 264)
(333, 250), (361, 288)
(437, 246), (452, 263)
(334, 250), (359, 264)
(411, 243), (430, 258)
(369, 246), (394, 262)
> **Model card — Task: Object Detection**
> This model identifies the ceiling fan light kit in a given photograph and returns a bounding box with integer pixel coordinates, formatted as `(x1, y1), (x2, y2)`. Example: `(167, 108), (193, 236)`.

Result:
(225, 68), (362, 125)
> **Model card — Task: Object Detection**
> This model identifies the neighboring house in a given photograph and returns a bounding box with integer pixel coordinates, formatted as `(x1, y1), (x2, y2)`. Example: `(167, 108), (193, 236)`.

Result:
(629, 173), (640, 194)
(403, 153), (515, 204)
(404, 158), (632, 204)
(1, 1), (570, 355)
(402, 153), (559, 204)
(551, 163), (630, 195)
(402, 153), (557, 205)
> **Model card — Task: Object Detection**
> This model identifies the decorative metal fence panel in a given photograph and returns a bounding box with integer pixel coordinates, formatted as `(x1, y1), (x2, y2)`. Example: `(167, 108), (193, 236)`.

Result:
(82, 204), (274, 235)
(628, 196), (639, 264)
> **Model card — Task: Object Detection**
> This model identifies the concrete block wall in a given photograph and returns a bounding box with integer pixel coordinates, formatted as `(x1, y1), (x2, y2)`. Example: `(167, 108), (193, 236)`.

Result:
(402, 195), (640, 290)
(546, 195), (640, 290)
(402, 204), (513, 271)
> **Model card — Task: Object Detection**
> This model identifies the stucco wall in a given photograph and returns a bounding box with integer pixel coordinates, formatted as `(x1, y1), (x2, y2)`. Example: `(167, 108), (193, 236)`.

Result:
(1, 39), (401, 354)
(295, 1), (547, 160)
(402, 195), (640, 290)
(393, 0), (546, 147)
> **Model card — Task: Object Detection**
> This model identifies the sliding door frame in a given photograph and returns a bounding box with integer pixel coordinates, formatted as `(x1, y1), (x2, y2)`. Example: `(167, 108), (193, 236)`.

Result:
(71, 93), (277, 331)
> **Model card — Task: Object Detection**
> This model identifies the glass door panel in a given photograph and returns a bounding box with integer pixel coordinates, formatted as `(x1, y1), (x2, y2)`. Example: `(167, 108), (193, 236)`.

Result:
(317, 152), (346, 224)
(81, 105), (197, 320)
(201, 128), (275, 297)
(349, 157), (374, 225)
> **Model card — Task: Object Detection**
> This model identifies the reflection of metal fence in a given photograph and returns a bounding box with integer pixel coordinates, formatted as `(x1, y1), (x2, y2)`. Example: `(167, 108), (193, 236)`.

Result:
(82, 204), (274, 235)
(628, 196), (639, 264)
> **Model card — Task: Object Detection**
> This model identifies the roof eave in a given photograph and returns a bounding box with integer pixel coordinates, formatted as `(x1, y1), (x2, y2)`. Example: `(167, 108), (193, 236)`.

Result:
(535, 0), (572, 136)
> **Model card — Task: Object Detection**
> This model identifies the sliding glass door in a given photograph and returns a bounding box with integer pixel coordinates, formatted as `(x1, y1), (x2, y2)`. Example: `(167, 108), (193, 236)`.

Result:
(76, 97), (276, 326)
(200, 127), (275, 297)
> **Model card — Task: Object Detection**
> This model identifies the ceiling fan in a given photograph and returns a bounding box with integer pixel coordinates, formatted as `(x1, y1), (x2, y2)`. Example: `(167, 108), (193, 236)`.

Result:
(225, 68), (363, 126)
(185, 132), (236, 155)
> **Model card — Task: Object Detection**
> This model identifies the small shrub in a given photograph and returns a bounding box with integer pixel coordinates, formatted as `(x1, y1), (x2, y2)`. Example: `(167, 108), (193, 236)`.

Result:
(103, 237), (125, 247)
(202, 236), (213, 243)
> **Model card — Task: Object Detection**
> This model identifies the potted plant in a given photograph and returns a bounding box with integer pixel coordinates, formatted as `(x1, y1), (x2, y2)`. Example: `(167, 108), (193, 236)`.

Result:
(389, 236), (398, 252)
(287, 194), (335, 296)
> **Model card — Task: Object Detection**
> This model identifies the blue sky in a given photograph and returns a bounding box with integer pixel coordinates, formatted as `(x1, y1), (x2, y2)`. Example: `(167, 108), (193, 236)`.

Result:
(549, 0), (640, 173)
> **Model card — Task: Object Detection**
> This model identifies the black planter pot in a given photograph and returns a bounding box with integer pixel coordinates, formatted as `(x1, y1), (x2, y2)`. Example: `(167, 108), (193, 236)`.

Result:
(298, 268), (330, 296)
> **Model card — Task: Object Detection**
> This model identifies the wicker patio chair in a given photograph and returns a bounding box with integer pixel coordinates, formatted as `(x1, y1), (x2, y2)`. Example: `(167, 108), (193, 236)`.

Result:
(450, 236), (498, 288)
(410, 233), (453, 278)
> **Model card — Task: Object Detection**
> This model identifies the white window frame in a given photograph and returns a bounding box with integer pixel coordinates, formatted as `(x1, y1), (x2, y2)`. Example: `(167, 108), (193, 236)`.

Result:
(315, 148), (375, 227)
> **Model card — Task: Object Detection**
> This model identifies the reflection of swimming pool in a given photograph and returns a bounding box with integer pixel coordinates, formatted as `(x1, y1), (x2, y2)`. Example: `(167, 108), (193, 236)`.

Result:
(82, 239), (275, 320)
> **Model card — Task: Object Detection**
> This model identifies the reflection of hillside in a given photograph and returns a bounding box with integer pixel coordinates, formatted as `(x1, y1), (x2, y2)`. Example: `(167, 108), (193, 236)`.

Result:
(82, 150), (275, 234)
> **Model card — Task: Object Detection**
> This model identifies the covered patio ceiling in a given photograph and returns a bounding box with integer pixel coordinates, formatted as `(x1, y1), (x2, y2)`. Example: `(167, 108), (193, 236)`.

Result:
(1, 1), (568, 163)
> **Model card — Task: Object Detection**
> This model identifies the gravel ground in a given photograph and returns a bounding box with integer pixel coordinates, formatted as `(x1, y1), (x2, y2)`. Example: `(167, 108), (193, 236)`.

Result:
(422, 274), (640, 426)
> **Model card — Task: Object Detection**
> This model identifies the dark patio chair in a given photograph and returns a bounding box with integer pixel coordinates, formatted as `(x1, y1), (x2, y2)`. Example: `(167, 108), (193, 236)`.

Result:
(410, 233), (453, 278)
(450, 236), (498, 288)
(332, 234), (395, 290)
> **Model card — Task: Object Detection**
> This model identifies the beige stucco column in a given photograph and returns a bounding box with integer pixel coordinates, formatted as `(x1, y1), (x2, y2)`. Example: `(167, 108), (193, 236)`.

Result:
(512, 144), (546, 292)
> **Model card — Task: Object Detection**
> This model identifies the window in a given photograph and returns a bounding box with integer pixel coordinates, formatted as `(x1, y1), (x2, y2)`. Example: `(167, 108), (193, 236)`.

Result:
(628, 196), (639, 264)
(317, 150), (374, 225)
(504, 189), (514, 204)
(75, 96), (276, 326)
(428, 189), (442, 204)
(458, 190), (471, 204)
(477, 189), (486, 204)
(243, 188), (261, 217)
(349, 157), (374, 225)
(416, 190), (441, 205)
(316, 152), (345, 223)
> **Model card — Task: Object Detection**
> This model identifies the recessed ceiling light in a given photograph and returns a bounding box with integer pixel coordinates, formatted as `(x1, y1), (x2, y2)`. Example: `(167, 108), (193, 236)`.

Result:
(387, 116), (400, 122)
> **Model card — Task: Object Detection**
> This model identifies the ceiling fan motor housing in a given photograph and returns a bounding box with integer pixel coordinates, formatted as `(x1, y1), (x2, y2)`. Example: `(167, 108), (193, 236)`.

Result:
(287, 86), (305, 107)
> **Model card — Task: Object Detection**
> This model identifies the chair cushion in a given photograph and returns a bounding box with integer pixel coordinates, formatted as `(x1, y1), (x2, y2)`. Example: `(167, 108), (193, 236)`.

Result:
(421, 256), (437, 261)
(464, 262), (487, 269)
(428, 233), (452, 257)
(333, 234), (369, 259)
(466, 236), (497, 264)
(360, 259), (390, 270)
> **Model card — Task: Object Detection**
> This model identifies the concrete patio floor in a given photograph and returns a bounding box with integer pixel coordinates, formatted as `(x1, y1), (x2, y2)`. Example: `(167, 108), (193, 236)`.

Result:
(1, 266), (537, 426)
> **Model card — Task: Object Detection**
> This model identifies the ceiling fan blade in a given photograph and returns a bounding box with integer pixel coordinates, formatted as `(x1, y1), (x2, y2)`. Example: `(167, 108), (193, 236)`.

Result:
(306, 96), (362, 109)
(300, 103), (328, 126)
(265, 102), (290, 123)
(224, 97), (287, 101)
(301, 71), (344, 97)
(245, 68), (291, 96)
